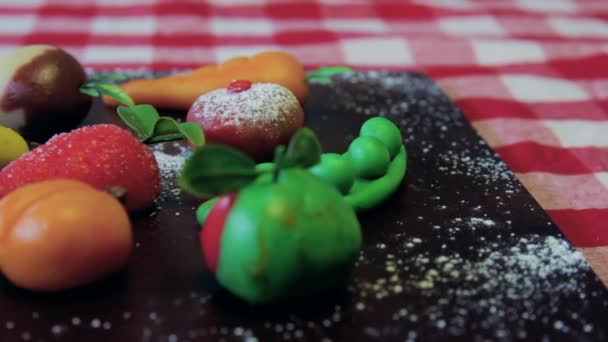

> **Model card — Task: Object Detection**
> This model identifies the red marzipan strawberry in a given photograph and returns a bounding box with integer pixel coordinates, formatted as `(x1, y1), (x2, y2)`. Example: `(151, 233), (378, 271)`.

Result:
(0, 124), (160, 211)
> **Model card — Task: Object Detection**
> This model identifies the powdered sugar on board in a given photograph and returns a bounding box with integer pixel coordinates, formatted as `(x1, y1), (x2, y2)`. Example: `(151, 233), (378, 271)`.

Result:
(149, 142), (191, 201)
(352, 234), (596, 340)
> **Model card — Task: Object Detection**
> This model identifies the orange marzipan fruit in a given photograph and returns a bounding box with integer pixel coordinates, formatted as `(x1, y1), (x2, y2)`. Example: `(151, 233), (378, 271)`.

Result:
(103, 50), (309, 109)
(0, 179), (132, 291)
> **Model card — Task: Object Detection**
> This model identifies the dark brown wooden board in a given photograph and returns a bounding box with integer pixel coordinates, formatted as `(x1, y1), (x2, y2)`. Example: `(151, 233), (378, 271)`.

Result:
(0, 72), (606, 342)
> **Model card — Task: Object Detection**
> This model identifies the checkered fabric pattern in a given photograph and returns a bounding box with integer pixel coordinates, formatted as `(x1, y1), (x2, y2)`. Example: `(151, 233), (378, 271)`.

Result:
(1, 0), (608, 284)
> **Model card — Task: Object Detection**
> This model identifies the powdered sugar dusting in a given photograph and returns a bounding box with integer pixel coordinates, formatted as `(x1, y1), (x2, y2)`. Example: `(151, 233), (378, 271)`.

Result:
(150, 142), (190, 199)
(352, 234), (595, 339)
(437, 149), (515, 188)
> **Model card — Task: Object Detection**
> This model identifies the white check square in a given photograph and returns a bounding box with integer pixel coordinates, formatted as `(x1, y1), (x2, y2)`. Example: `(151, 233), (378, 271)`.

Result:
(0, 15), (36, 34)
(91, 16), (156, 35)
(83, 46), (154, 63)
(596, 173), (608, 189)
(516, 0), (577, 13)
(324, 19), (387, 33)
(0, 0), (42, 6)
(439, 16), (505, 36)
(473, 39), (545, 66)
(215, 46), (280, 62)
(502, 75), (590, 102)
(211, 18), (273, 36)
(544, 120), (608, 147)
(549, 17), (608, 37)
(341, 38), (413, 66)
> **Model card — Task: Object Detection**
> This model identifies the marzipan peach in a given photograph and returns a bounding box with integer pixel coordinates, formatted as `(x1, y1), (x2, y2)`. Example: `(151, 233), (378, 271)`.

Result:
(0, 179), (132, 291)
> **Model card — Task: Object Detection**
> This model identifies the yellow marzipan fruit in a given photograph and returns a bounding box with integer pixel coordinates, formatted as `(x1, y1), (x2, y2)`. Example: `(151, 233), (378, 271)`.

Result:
(0, 125), (29, 168)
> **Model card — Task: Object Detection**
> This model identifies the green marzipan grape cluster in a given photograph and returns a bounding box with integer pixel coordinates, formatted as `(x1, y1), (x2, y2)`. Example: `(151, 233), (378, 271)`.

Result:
(310, 116), (404, 194)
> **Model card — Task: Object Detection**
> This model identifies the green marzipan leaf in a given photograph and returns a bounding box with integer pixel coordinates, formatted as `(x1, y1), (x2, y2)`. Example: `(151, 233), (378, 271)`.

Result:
(87, 73), (129, 82)
(79, 86), (100, 97)
(178, 145), (258, 197)
(273, 145), (286, 166)
(306, 66), (355, 82)
(117, 105), (159, 140)
(282, 127), (322, 168)
(152, 117), (179, 136)
(272, 145), (287, 181)
(95, 83), (135, 106)
(143, 117), (205, 146)
(178, 122), (205, 147)
(146, 133), (184, 144)
(146, 117), (184, 143)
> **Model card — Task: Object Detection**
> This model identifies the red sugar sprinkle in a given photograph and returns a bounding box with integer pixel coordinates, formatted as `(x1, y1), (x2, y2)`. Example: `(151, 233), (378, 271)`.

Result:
(227, 80), (252, 93)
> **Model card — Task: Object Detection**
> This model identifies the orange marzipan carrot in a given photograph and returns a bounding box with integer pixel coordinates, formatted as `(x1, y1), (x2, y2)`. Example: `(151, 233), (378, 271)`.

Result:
(103, 51), (309, 109)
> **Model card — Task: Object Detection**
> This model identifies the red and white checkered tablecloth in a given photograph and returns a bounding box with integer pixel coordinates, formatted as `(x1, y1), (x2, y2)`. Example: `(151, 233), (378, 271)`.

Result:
(1, 0), (607, 284)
